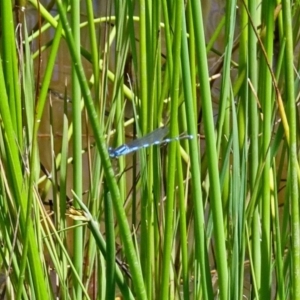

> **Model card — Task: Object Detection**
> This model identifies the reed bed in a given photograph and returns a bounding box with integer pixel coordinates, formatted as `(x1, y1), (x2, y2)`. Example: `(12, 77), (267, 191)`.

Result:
(0, 0), (299, 299)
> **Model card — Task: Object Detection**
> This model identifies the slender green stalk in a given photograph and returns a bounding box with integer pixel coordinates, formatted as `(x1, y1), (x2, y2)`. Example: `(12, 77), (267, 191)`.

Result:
(139, 0), (148, 129)
(271, 161), (285, 299)
(58, 97), (69, 299)
(217, 5), (238, 297)
(258, 0), (275, 298)
(281, 0), (300, 297)
(176, 152), (189, 300)
(86, 0), (99, 105)
(160, 0), (183, 298)
(137, 2), (158, 293)
(1, 0), (22, 143)
(247, 0), (261, 297)
(104, 187), (116, 299)
(190, 0), (228, 298)
(70, 1), (84, 298)
(180, 7), (213, 300)
(236, 3), (248, 299)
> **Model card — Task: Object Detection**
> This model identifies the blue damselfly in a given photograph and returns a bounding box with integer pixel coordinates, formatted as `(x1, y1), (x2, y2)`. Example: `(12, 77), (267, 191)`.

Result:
(108, 126), (192, 158)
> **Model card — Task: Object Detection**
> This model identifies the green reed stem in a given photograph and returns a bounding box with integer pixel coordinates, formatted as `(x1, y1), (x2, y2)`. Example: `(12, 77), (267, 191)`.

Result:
(259, 0), (274, 298)
(181, 7), (213, 300)
(160, 0), (183, 297)
(190, 0), (228, 298)
(282, 0), (300, 297)
(70, 1), (84, 297)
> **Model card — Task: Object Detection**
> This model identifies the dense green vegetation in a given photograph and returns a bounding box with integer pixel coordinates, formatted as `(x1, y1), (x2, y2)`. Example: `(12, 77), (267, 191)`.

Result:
(0, 0), (299, 299)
